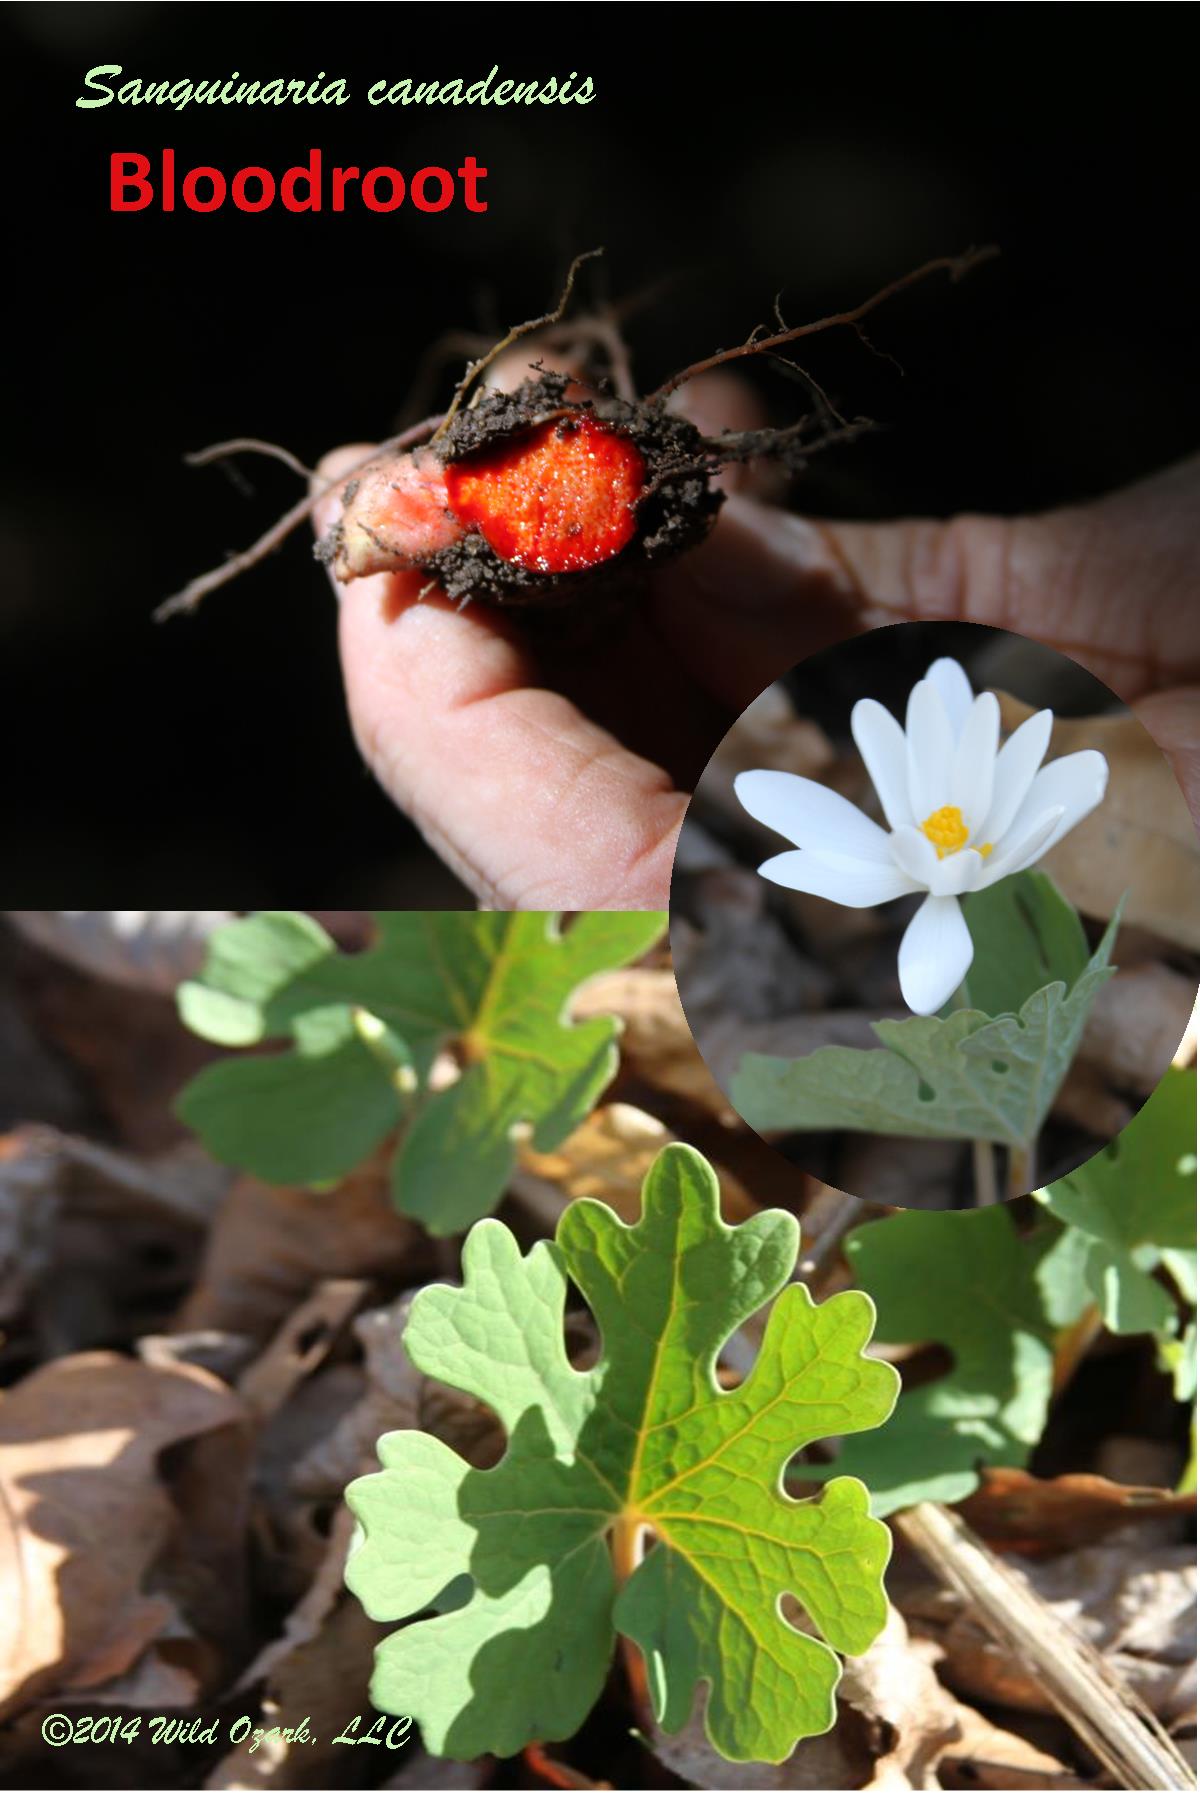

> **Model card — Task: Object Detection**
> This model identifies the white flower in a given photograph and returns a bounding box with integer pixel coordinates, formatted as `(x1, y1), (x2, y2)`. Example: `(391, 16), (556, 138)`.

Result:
(734, 657), (1109, 1016)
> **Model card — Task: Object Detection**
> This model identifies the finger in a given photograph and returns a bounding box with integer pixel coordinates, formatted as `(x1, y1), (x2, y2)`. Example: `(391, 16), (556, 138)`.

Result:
(652, 458), (1200, 713)
(649, 493), (865, 709)
(337, 585), (687, 909)
(818, 458), (1200, 701)
(313, 446), (685, 910)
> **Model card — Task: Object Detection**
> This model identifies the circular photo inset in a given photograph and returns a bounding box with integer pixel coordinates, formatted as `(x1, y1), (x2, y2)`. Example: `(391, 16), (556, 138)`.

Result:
(670, 621), (1199, 1208)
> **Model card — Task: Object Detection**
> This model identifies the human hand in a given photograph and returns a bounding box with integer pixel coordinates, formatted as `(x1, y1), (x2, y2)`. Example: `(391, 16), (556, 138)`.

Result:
(313, 438), (1200, 910)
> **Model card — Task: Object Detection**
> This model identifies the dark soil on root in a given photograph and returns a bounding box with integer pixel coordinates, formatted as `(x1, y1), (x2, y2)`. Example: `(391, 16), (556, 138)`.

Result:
(432, 374), (721, 608)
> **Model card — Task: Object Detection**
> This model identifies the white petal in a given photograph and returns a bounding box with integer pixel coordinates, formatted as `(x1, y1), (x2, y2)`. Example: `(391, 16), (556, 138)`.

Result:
(995, 750), (1109, 862)
(930, 848), (985, 896)
(889, 825), (939, 888)
(976, 806), (1064, 886)
(979, 709), (1053, 845)
(951, 692), (1000, 836)
(925, 658), (974, 738)
(757, 850), (921, 907)
(851, 698), (914, 830)
(892, 828), (983, 896)
(905, 679), (956, 824)
(734, 769), (893, 863)
(898, 894), (975, 1015)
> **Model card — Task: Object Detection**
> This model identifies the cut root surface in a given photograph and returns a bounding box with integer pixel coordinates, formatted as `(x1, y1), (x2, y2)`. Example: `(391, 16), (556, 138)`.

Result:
(444, 417), (646, 575)
(156, 246), (997, 620)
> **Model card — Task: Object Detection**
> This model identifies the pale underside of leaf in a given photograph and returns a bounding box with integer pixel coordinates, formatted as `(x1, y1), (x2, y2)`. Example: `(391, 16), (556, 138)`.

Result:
(732, 910), (1120, 1147)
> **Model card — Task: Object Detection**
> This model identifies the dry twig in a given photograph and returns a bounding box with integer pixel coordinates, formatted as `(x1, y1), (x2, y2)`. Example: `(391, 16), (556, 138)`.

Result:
(237, 1278), (369, 1419)
(897, 1499), (1194, 1790)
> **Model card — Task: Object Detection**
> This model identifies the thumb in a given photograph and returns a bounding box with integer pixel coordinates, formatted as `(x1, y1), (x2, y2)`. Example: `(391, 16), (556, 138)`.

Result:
(313, 444), (686, 910)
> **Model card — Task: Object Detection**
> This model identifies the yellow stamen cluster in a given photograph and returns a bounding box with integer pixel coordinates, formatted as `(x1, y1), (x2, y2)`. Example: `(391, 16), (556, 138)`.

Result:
(920, 804), (970, 859)
(918, 804), (995, 860)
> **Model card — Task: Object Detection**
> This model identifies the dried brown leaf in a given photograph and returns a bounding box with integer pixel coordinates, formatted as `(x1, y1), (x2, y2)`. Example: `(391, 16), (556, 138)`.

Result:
(0, 1130), (62, 1326)
(1077, 962), (1200, 1096)
(0, 1351), (242, 1718)
(999, 698), (1200, 949)
(237, 1279), (369, 1420)
(291, 1292), (503, 1506)
(514, 1102), (756, 1228)
(572, 967), (732, 1115)
(913, 1539), (1196, 1724)
(174, 1156), (425, 1342)
(5, 911), (232, 993)
(15, 949), (218, 1153)
(672, 872), (835, 1024)
(939, 1700), (1078, 1788)
(700, 683), (836, 828)
(959, 1467), (1196, 1557)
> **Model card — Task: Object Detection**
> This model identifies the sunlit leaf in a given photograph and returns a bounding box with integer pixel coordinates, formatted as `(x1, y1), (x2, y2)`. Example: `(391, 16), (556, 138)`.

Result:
(345, 1145), (898, 1763)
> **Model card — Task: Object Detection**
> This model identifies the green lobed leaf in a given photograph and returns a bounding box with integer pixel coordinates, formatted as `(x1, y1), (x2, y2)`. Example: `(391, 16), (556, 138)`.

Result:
(176, 910), (665, 1232)
(819, 1206), (1058, 1515)
(1036, 1067), (1197, 1337)
(824, 1073), (1196, 1516)
(177, 909), (341, 1044)
(1080, 1242), (1177, 1336)
(1037, 1068), (1196, 1256)
(960, 870), (1089, 1019)
(732, 908), (1120, 1149)
(175, 1009), (411, 1187)
(1033, 1212), (1096, 1328)
(344, 1144), (899, 1764)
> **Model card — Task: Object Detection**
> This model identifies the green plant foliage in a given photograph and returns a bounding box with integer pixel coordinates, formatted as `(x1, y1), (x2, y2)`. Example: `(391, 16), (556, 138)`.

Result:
(732, 910), (1119, 1149)
(176, 910), (665, 1232)
(1036, 1067), (1197, 1336)
(822, 1075), (1198, 1514)
(960, 870), (1089, 1019)
(818, 1206), (1058, 1515)
(344, 1145), (898, 1764)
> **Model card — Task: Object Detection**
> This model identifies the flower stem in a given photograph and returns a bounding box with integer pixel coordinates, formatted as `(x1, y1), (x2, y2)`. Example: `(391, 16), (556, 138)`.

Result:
(1008, 1139), (1037, 1196)
(971, 1140), (998, 1208)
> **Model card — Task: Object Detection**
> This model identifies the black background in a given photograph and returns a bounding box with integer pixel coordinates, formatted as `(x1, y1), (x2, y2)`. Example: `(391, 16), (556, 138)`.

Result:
(4, 2), (1195, 899)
